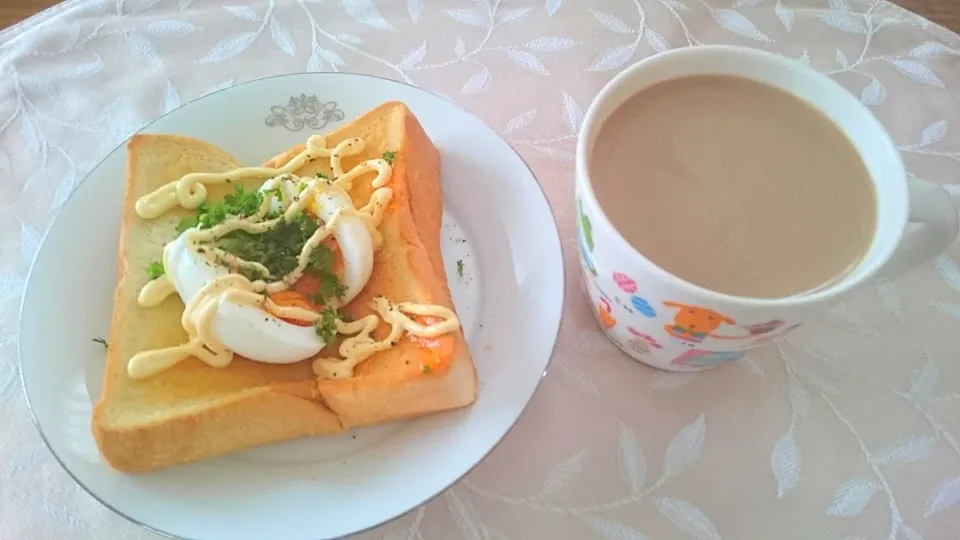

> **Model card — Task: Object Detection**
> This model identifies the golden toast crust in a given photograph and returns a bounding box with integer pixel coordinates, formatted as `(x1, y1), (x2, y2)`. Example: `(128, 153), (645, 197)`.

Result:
(93, 103), (477, 472)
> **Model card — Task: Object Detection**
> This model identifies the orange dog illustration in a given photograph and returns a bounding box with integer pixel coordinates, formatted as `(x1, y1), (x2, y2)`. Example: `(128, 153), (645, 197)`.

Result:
(598, 297), (617, 329)
(663, 301), (736, 343)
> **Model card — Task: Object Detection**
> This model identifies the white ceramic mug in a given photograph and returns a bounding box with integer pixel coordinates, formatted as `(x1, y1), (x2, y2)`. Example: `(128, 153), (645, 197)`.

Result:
(575, 46), (959, 372)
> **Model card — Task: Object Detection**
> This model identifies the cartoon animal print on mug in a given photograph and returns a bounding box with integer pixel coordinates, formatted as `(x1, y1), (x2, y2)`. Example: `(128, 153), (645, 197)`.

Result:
(627, 327), (663, 349)
(673, 349), (745, 367)
(628, 339), (653, 355)
(662, 301), (737, 344)
(597, 297), (616, 329)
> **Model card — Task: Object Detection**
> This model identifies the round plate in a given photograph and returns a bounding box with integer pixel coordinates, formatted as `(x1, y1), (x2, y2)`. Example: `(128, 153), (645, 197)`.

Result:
(19, 74), (564, 540)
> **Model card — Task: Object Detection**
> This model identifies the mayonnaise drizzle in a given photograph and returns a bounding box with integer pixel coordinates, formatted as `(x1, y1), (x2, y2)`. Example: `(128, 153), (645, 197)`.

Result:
(131, 133), (461, 380)
(264, 299), (320, 323)
(136, 134), (394, 303)
(128, 275), (263, 379)
(313, 297), (461, 379)
(138, 275), (176, 307)
(354, 187), (394, 249)
(184, 199), (344, 295)
(134, 191), (346, 313)
(134, 136), (390, 219)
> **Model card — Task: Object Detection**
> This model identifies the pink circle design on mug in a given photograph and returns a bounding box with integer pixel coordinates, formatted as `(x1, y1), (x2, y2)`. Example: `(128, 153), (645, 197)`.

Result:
(612, 271), (637, 293)
(626, 326), (662, 349)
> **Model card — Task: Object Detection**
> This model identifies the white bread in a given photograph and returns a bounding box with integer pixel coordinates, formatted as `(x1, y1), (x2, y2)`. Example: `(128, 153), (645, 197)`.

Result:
(93, 102), (477, 472)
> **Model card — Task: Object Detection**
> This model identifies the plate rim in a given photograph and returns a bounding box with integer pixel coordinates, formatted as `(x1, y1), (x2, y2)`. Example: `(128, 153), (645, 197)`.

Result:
(18, 71), (566, 540)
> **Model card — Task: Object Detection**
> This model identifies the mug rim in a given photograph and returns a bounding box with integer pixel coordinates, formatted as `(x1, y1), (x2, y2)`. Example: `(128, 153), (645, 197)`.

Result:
(575, 45), (909, 309)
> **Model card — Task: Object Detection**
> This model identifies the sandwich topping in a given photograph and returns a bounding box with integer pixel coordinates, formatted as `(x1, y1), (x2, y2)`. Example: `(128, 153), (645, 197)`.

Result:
(128, 135), (460, 380)
(314, 298), (460, 379)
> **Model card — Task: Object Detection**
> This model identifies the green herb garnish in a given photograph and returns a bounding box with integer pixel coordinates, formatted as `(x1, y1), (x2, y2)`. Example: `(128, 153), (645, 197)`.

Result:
(316, 171), (328, 179)
(314, 306), (340, 344)
(263, 186), (284, 202)
(173, 183), (345, 297)
(92, 337), (108, 349)
(146, 261), (165, 280)
(218, 215), (314, 275)
(456, 260), (464, 277)
(382, 151), (395, 165)
(214, 214), (345, 298)
(176, 183), (263, 233)
(239, 266), (262, 282)
(175, 215), (200, 234)
(309, 245), (347, 304)
(422, 364), (432, 374)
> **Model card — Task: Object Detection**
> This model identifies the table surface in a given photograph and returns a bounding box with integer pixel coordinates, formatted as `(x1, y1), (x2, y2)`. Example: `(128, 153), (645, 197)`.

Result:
(1, 0), (959, 31)
(2, 1), (960, 540)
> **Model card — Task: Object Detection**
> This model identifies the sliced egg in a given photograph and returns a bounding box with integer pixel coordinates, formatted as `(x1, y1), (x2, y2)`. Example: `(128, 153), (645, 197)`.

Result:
(307, 189), (373, 306)
(261, 178), (373, 306)
(161, 177), (375, 364)
(164, 234), (323, 364)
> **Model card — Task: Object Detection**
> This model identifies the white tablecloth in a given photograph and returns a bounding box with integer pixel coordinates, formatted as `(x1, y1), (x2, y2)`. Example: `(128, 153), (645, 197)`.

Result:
(2, 1), (959, 538)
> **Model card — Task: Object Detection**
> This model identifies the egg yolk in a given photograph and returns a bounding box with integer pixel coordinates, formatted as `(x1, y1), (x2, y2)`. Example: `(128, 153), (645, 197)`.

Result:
(408, 316), (455, 374)
(266, 290), (317, 327)
(268, 239), (347, 327)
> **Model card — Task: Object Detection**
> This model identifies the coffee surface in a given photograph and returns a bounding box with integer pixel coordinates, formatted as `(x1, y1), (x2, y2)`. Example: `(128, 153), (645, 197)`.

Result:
(590, 74), (877, 299)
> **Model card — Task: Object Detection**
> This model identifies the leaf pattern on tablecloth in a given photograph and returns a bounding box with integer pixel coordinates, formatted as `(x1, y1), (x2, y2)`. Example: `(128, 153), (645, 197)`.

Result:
(343, 0), (394, 31)
(935, 255), (960, 290)
(875, 436), (937, 466)
(907, 357), (938, 400)
(586, 517), (650, 540)
(924, 476), (960, 517)
(224, 4), (259, 21)
(2, 1), (960, 539)
(200, 32), (259, 63)
(770, 433), (799, 499)
(875, 283), (904, 323)
(827, 478), (880, 516)
(145, 19), (197, 36)
(663, 414), (706, 479)
(618, 426), (647, 494)
(541, 450), (586, 495)
(654, 497), (722, 540)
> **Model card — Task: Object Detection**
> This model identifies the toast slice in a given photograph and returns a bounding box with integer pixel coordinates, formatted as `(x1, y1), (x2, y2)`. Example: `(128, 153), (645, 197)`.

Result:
(93, 102), (478, 472)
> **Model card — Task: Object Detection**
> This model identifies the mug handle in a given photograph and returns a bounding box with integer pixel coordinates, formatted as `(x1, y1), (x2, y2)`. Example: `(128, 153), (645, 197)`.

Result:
(872, 176), (959, 281)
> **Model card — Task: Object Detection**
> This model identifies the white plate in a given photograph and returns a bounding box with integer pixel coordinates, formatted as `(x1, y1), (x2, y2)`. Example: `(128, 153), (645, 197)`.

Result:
(19, 74), (564, 540)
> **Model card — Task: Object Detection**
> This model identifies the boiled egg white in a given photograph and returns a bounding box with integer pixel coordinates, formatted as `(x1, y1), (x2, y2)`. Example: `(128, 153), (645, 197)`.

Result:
(263, 177), (374, 306)
(162, 177), (375, 364)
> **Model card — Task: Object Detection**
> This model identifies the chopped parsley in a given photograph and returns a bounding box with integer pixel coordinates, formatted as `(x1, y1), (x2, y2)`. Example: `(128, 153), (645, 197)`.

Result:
(316, 171), (328, 180)
(92, 337), (108, 349)
(169, 183), (345, 300)
(146, 261), (165, 280)
(176, 183), (263, 233)
(382, 151), (395, 165)
(175, 215), (199, 234)
(314, 306), (340, 344)
(263, 186), (284, 202)
(216, 213), (343, 290)
(422, 364), (432, 374)
(456, 260), (464, 277)
(308, 245), (347, 304)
